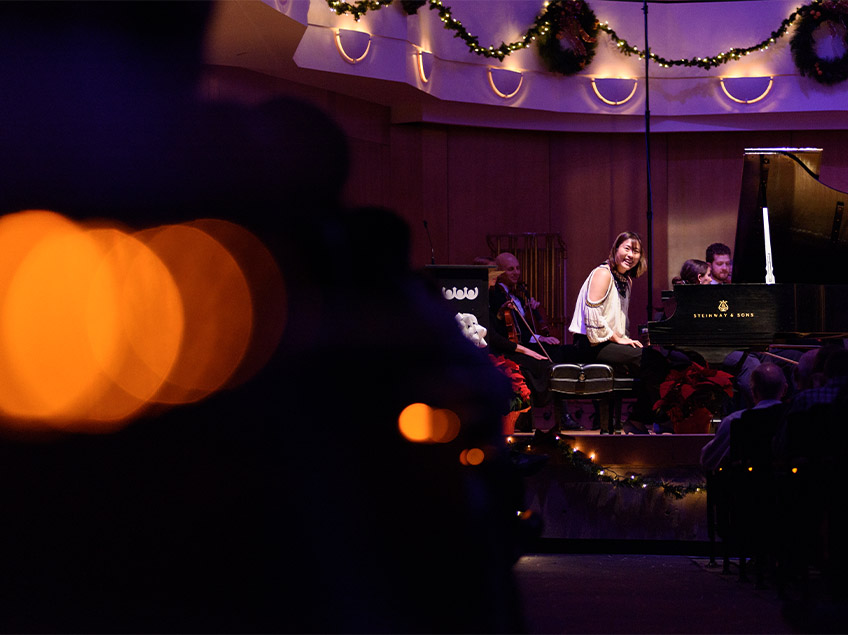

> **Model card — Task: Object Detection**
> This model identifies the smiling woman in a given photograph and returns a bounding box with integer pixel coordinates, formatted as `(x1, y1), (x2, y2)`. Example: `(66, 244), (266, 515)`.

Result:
(569, 231), (665, 433)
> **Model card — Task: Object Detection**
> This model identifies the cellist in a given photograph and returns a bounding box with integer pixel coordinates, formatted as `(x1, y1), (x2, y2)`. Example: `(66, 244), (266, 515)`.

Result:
(488, 252), (567, 425)
(489, 252), (566, 359)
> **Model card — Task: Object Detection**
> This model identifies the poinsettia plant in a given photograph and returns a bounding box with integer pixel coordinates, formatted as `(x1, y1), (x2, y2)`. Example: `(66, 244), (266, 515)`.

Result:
(490, 354), (532, 412)
(653, 361), (734, 424)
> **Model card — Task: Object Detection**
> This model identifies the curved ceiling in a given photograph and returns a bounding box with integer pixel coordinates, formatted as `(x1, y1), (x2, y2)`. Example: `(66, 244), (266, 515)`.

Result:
(203, 0), (848, 132)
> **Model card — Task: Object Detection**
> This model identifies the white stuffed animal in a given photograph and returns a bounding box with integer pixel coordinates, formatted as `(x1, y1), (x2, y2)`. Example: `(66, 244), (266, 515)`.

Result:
(455, 312), (487, 348)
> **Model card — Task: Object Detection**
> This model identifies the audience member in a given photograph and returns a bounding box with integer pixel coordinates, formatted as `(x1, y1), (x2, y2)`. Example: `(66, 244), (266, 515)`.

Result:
(786, 345), (848, 415)
(792, 348), (820, 392)
(0, 4), (523, 632)
(706, 242), (732, 284)
(773, 345), (848, 463)
(700, 362), (787, 472)
(672, 258), (713, 285)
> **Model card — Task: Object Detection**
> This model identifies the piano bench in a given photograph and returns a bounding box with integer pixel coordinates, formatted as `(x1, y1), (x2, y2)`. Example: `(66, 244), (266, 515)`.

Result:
(549, 363), (637, 434)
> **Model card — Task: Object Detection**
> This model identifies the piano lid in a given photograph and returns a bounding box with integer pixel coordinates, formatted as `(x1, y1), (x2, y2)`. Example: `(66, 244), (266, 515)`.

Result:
(733, 147), (848, 284)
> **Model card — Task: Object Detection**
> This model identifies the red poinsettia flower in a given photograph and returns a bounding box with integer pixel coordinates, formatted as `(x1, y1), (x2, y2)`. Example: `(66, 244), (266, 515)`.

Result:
(654, 362), (734, 423)
(490, 354), (532, 412)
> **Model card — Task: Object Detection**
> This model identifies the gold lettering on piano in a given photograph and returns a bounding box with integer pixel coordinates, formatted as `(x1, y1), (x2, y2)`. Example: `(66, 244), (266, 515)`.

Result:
(692, 312), (756, 319)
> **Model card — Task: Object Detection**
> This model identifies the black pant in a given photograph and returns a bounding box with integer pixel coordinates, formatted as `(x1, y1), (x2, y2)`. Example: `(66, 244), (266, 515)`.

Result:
(573, 334), (641, 374)
(501, 351), (554, 407)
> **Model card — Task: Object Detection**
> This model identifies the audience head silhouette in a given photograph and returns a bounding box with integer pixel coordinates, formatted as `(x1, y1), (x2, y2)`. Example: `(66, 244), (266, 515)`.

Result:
(750, 362), (787, 402)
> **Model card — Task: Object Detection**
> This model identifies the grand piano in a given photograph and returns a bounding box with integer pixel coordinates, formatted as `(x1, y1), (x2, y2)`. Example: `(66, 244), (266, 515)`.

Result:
(648, 147), (848, 361)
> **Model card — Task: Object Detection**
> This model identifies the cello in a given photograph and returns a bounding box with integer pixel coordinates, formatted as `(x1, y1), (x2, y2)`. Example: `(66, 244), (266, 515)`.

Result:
(515, 282), (551, 338)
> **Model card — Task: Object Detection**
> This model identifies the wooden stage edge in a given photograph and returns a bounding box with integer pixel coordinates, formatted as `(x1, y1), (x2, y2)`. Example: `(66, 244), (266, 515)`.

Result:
(513, 431), (714, 545)
(509, 430), (712, 468)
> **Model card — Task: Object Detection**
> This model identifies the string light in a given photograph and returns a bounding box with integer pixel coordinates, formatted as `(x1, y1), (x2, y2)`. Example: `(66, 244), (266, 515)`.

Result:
(513, 436), (708, 499)
(596, 9), (801, 70)
(322, 0), (806, 69)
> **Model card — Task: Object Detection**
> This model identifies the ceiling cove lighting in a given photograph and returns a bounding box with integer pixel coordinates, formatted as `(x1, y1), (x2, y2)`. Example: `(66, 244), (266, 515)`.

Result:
(719, 76), (774, 104)
(488, 68), (523, 99)
(590, 78), (638, 106)
(417, 49), (434, 83)
(335, 29), (371, 64)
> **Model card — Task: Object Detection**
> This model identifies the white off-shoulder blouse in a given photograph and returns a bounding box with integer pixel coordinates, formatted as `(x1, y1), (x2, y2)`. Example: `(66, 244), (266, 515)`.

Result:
(568, 263), (631, 344)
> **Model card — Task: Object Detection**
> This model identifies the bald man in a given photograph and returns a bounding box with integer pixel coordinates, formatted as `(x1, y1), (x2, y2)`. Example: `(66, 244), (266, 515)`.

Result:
(488, 252), (575, 426)
(701, 362), (787, 471)
(489, 252), (560, 355)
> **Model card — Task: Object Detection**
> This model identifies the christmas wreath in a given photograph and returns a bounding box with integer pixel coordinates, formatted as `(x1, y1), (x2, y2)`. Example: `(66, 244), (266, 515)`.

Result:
(790, 0), (848, 85)
(400, 0), (426, 15)
(536, 0), (599, 76)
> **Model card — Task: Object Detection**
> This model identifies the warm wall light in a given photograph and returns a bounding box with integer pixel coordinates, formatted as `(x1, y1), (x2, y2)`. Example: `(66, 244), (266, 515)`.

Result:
(720, 76), (773, 104)
(488, 68), (523, 99)
(591, 78), (638, 106)
(335, 28), (371, 64)
(417, 49), (434, 83)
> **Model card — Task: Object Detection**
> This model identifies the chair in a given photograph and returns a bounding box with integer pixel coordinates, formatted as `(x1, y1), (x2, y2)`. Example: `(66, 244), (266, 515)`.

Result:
(774, 402), (839, 600)
(727, 403), (788, 586)
(705, 466), (733, 573)
(549, 364), (637, 434)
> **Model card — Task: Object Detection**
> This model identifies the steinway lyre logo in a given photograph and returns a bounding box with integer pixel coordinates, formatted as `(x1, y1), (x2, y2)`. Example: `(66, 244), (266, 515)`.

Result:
(718, 300), (729, 313)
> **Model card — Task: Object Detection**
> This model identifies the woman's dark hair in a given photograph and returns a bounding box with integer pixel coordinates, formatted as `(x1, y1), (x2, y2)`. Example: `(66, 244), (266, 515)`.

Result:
(607, 231), (647, 278)
(672, 259), (709, 285)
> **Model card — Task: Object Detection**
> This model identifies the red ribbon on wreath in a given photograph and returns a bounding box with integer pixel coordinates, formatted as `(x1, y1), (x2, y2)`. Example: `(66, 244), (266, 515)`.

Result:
(822, 0), (848, 16)
(555, 0), (597, 56)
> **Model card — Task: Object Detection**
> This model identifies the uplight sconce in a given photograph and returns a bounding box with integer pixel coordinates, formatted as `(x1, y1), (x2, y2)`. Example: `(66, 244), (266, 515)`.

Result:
(417, 50), (434, 83)
(591, 78), (638, 106)
(720, 76), (773, 104)
(335, 29), (372, 64)
(488, 68), (523, 99)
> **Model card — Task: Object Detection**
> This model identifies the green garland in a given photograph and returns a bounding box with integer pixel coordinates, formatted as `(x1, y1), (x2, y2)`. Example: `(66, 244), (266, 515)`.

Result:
(327, 0), (393, 21)
(598, 10), (800, 70)
(323, 1), (848, 86)
(509, 435), (706, 500)
(536, 1), (599, 76)
(790, 1), (848, 85)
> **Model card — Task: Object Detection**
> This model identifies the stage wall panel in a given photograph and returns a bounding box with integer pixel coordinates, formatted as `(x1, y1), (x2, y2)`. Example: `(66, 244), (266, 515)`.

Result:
(199, 66), (848, 331)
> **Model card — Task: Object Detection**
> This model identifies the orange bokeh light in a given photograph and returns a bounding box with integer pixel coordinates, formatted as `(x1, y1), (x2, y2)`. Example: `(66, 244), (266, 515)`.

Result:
(0, 210), (284, 433)
(0, 211), (105, 421)
(430, 408), (461, 443)
(82, 227), (184, 423)
(134, 224), (253, 405)
(398, 403), (433, 442)
(398, 403), (462, 444)
(187, 219), (286, 390)
(465, 448), (485, 465)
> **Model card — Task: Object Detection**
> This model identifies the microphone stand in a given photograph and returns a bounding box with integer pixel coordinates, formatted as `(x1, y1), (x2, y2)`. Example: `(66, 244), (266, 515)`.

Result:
(423, 219), (435, 265)
(643, 0), (655, 324)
